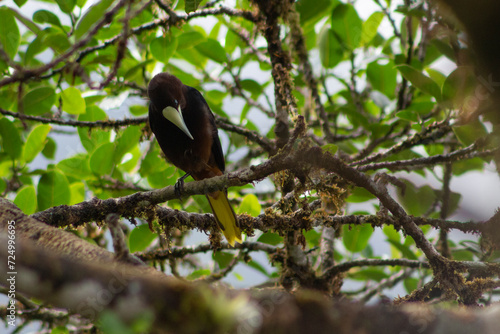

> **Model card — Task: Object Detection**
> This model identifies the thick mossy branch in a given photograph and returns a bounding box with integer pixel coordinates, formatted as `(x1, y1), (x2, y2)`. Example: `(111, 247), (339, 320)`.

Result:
(2, 236), (500, 334)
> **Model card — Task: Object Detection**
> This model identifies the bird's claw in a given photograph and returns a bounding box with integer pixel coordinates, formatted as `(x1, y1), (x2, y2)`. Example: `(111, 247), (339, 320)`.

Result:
(174, 173), (190, 198)
(174, 179), (184, 198)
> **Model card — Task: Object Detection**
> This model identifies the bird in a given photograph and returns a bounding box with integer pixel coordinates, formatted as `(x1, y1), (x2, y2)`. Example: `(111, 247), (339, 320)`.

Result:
(147, 72), (242, 246)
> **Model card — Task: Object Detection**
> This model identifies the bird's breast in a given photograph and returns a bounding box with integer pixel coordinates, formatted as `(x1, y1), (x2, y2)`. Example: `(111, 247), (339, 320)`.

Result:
(154, 111), (213, 176)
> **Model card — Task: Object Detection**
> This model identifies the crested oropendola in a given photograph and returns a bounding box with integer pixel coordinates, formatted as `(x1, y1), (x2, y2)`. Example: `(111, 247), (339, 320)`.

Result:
(147, 72), (242, 246)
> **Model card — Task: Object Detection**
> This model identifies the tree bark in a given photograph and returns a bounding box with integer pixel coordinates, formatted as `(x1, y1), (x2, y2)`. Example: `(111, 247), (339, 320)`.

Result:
(2, 199), (500, 333)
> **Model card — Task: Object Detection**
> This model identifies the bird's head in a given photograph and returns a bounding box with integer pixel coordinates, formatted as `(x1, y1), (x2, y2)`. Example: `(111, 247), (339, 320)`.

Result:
(148, 73), (194, 140)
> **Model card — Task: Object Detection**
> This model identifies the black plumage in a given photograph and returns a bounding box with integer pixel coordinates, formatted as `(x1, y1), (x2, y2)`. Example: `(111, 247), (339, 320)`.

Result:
(148, 73), (242, 245)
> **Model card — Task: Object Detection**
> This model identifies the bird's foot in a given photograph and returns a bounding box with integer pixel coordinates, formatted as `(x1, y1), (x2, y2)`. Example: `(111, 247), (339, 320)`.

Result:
(174, 173), (190, 198)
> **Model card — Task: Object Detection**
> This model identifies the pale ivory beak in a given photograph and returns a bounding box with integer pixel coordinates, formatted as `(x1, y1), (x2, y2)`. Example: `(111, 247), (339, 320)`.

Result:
(162, 106), (194, 140)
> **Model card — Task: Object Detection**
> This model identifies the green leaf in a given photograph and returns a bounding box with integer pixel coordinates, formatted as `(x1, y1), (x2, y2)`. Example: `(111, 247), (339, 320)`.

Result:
(387, 239), (418, 260)
(42, 136), (56, 159)
(55, 0), (76, 14)
(361, 12), (384, 46)
(441, 66), (476, 109)
(397, 180), (437, 217)
(204, 90), (225, 107)
(78, 106), (110, 152)
(0, 88), (15, 110)
(0, 7), (20, 59)
(177, 47), (207, 67)
(22, 87), (56, 116)
(176, 31), (205, 50)
(225, 28), (239, 54)
(331, 4), (362, 50)
(50, 326), (70, 334)
(213, 251), (235, 269)
(350, 268), (388, 282)
(425, 68), (446, 88)
(0, 118), (23, 160)
(321, 144), (338, 155)
(404, 277), (420, 293)
(147, 168), (176, 188)
(69, 182), (85, 205)
(129, 105), (148, 116)
(90, 142), (116, 175)
(187, 269), (211, 280)
(185, 0), (203, 13)
(452, 249), (474, 261)
(453, 157), (484, 176)
(405, 100), (435, 116)
(83, 94), (106, 105)
(240, 80), (262, 99)
(246, 260), (269, 277)
(33, 10), (63, 29)
(120, 145), (140, 172)
(14, 185), (37, 215)
(57, 155), (92, 179)
(238, 193), (261, 216)
(305, 229), (321, 247)
(195, 38), (227, 64)
(0, 57), (5, 73)
(343, 224), (373, 253)
(8, 7), (39, 34)
(397, 64), (441, 100)
(98, 311), (133, 334)
(396, 109), (419, 122)
(61, 87), (86, 115)
(453, 120), (488, 146)
(37, 170), (70, 210)
(74, 0), (115, 39)
(77, 0), (87, 8)
(318, 26), (343, 68)
(25, 32), (47, 64)
(114, 126), (142, 164)
(346, 187), (376, 203)
(367, 60), (397, 98)
(128, 224), (157, 253)
(258, 232), (283, 246)
(383, 225), (401, 242)
(14, 0), (28, 7)
(45, 32), (72, 54)
(150, 36), (177, 63)
(23, 124), (51, 163)
(297, 0), (337, 25)
(139, 145), (168, 177)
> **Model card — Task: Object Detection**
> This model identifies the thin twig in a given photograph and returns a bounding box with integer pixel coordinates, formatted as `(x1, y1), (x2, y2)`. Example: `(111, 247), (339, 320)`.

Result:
(324, 258), (429, 280)
(351, 120), (452, 167)
(0, 108), (148, 128)
(358, 145), (497, 172)
(203, 250), (246, 283)
(137, 241), (277, 261)
(360, 269), (413, 302)
(107, 214), (145, 266)
(373, 0), (402, 39)
(0, 0), (130, 88)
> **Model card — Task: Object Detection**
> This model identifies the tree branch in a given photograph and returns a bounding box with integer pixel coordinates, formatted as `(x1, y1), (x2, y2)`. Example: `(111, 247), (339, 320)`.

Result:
(0, 0), (130, 88)
(0, 108), (148, 129)
(3, 234), (500, 333)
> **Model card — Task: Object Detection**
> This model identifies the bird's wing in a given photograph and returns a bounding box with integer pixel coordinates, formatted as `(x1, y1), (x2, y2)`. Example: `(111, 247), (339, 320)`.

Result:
(187, 87), (226, 173)
(148, 103), (159, 134)
(209, 114), (226, 173)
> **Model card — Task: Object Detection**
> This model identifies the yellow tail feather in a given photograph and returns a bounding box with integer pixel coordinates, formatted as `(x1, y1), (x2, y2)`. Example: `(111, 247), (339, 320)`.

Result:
(206, 192), (242, 246)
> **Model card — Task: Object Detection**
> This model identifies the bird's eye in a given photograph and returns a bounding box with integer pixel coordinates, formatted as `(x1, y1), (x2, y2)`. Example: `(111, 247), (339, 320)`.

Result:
(173, 99), (178, 107)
